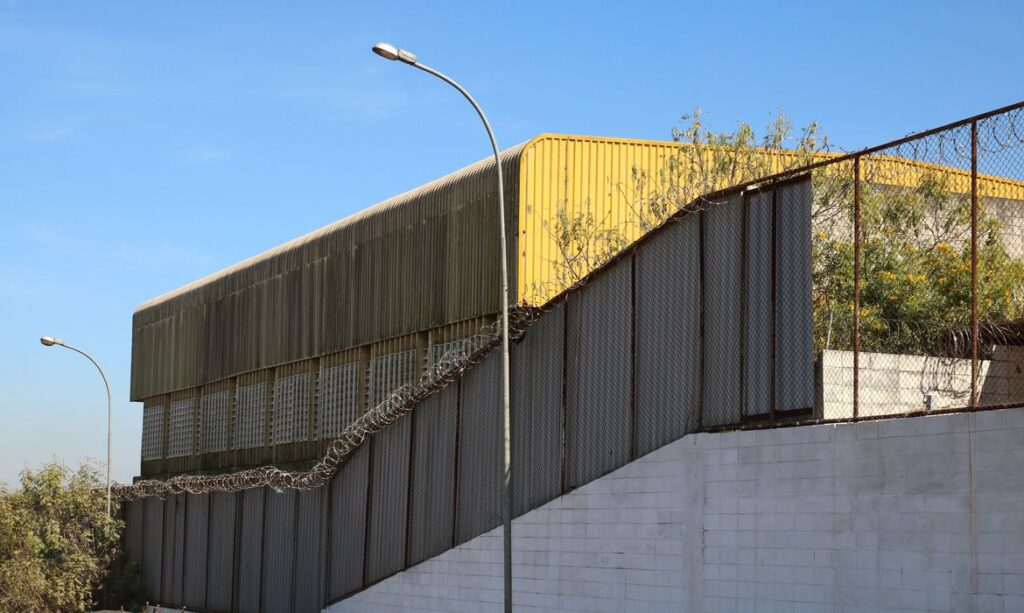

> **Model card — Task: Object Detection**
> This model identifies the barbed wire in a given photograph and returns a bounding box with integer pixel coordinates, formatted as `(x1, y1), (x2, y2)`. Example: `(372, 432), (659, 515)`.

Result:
(112, 305), (551, 501)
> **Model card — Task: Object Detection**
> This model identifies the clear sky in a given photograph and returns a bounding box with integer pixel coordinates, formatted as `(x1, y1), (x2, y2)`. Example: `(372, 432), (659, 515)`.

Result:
(1, 1), (1021, 487)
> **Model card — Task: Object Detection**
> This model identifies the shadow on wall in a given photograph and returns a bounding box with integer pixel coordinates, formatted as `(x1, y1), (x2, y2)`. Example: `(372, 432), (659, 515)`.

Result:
(816, 346), (1024, 419)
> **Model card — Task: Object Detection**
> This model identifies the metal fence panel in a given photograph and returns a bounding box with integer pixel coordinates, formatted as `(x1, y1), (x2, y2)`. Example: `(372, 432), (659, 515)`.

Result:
(236, 487), (265, 613)
(703, 195), (745, 426)
(182, 494), (209, 608)
(327, 444), (369, 600)
(407, 387), (457, 564)
(160, 494), (185, 605)
(294, 488), (326, 613)
(634, 214), (702, 456)
(510, 302), (564, 515)
(206, 492), (237, 612)
(124, 498), (144, 568)
(261, 488), (297, 613)
(455, 353), (503, 543)
(565, 260), (633, 490)
(776, 178), (816, 412)
(364, 413), (412, 583)
(142, 497), (163, 601)
(744, 191), (774, 417)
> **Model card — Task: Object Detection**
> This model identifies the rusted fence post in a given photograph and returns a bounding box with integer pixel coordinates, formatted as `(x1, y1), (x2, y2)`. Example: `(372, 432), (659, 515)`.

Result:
(971, 121), (980, 408)
(853, 157), (861, 421)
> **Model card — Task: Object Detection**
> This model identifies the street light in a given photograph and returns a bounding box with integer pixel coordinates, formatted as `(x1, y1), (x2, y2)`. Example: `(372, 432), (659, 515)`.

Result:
(40, 336), (113, 516)
(372, 42), (514, 612)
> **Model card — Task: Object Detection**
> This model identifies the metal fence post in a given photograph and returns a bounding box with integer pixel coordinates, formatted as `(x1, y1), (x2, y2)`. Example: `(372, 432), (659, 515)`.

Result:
(971, 120), (980, 408)
(853, 157), (861, 421)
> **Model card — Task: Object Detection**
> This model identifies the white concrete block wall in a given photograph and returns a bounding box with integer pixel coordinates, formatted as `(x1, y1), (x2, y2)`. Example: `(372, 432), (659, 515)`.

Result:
(819, 350), (1024, 420)
(328, 408), (1024, 613)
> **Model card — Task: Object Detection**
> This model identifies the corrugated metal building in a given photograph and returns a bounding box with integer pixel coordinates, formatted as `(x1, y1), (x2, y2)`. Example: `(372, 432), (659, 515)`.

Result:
(133, 134), (698, 476)
(133, 133), (1024, 477)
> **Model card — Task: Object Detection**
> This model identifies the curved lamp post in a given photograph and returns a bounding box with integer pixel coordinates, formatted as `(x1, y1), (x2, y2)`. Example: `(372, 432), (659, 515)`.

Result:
(40, 336), (112, 516)
(372, 42), (513, 612)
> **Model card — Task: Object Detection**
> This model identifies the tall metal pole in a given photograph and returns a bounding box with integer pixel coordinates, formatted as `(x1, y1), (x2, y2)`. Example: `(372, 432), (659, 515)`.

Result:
(40, 337), (113, 515)
(371, 44), (513, 612)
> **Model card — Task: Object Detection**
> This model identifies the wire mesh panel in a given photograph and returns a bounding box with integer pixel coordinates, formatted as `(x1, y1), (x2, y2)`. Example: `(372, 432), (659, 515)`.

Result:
(702, 194), (745, 427)
(160, 494), (185, 605)
(294, 488), (326, 613)
(510, 302), (564, 516)
(976, 109), (1024, 408)
(775, 177), (816, 413)
(367, 350), (418, 410)
(236, 487), (265, 613)
(273, 372), (310, 445)
(182, 493), (209, 608)
(317, 361), (361, 440)
(327, 444), (369, 600)
(199, 390), (229, 454)
(261, 489), (297, 613)
(166, 398), (194, 458)
(406, 387), (458, 565)
(743, 191), (774, 417)
(234, 382), (266, 450)
(206, 492), (237, 612)
(858, 129), (975, 416)
(634, 213), (701, 456)
(142, 497), (164, 601)
(565, 260), (633, 490)
(812, 160), (857, 420)
(141, 402), (164, 461)
(455, 352), (503, 543)
(364, 413), (412, 584)
(124, 498), (144, 569)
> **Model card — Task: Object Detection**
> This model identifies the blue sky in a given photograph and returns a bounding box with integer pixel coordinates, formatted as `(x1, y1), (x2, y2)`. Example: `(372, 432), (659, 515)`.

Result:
(1, 1), (1021, 486)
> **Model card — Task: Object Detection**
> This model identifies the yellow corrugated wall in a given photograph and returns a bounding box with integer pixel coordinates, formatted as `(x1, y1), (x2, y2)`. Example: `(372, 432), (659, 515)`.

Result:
(516, 134), (1024, 305)
(517, 134), (684, 305)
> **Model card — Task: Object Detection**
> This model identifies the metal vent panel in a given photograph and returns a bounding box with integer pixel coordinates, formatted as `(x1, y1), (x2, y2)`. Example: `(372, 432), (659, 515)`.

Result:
(141, 403), (165, 461)
(166, 399), (194, 458)
(317, 363), (360, 440)
(234, 382), (265, 450)
(273, 372), (310, 445)
(199, 390), (229, 453)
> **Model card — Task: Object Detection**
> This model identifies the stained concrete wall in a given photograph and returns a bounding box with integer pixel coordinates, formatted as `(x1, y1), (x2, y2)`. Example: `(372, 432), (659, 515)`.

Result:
(329, 407), (1024, 613)
(818, 348), (1024, 420)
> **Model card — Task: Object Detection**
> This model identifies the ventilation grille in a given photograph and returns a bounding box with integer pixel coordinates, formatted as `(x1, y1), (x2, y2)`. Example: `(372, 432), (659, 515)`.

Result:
(234, 383), (265, 449)
(317, 363), (360, 440)
(141, 403), (165, 461)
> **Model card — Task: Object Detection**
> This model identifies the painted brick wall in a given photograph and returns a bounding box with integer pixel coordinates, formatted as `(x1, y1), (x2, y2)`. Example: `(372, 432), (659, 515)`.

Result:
(328, 408), (1024, 613)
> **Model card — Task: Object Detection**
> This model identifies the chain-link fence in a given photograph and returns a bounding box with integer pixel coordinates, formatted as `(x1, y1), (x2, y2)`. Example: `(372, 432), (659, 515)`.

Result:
(118, 102), (1024, 612)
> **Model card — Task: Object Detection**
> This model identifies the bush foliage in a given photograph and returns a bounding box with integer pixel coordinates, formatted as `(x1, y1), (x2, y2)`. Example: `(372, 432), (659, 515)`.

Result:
(0, 462), (127, 612)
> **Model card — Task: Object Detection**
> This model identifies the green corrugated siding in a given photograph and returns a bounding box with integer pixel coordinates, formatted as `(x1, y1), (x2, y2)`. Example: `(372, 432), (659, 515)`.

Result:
(130, 146), (523, 400)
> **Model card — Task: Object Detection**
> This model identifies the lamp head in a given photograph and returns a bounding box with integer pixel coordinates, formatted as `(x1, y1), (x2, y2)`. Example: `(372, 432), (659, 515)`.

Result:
(371, 42), (417, 65)
(40, 336), (64, 347)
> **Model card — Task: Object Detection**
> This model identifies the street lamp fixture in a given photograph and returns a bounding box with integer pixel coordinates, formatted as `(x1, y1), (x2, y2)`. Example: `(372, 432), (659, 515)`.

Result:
(371, 42), (514, 612)
(40, 336), (113, 516)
